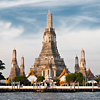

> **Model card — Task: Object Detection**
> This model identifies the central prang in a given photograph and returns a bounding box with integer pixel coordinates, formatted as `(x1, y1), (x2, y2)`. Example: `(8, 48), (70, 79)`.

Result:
(30, 9), (68, 78)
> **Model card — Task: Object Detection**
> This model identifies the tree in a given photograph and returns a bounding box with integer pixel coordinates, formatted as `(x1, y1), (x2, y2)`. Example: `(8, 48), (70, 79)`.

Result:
(0, 72), (5, 80)
(13, 76), (30, 85)
(96, 77), (100, 86)
(82, 79), (85, 86)
(66, 72), (84, 85)
(0, 60), (5, 70)
(66, 73), (76, 83)
(75, 72), (84, 83)
(96, 77), (100, 83)
(0, 60), (5, 80)
(53, 79), (60, 86)
(37, 76), (44, 82)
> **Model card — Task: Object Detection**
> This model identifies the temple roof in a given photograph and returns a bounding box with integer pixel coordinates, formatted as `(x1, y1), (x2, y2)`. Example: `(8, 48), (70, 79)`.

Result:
(26, 69), (37, 78)
(87, 68), (94, 76)
(86, 68), (95, 80)
(57, 68), (68, 79)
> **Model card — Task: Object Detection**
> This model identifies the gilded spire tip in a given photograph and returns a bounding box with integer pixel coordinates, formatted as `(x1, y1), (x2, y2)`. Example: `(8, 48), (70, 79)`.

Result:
(49, 8), (51, 13)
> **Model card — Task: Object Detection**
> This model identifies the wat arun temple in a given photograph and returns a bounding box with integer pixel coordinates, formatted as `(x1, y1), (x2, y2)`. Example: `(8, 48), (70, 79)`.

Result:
(30, 9), (69, 78)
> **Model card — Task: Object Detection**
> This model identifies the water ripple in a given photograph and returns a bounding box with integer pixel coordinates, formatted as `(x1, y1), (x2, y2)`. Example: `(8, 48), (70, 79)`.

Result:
(0, 92), (100, 100)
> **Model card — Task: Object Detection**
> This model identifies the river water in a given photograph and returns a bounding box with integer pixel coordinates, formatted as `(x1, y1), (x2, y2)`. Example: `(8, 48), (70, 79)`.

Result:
(0, 92), (100, 100)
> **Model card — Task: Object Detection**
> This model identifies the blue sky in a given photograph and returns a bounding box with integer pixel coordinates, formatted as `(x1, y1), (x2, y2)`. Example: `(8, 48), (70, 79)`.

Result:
(0, 0), (100, 77)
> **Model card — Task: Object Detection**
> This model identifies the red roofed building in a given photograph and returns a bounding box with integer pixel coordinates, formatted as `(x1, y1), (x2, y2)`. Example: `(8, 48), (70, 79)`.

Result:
(87, 68), (95, 80)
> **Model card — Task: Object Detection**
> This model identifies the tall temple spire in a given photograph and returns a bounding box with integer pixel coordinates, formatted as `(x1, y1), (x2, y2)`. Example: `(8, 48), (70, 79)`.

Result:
(9, 49), (20, 80)
(80, 49), (86, 68)
(31, 9), (68, 78)
(47, 8), (53, 28)
(75, 55), (79, 73)
(21, 56), (24, 68)
(78, 49), (87, 79)
(20, 56), (25, 76)
(49, 8), (51, 13)
(12, 49), (17, 67)
(81, 48), (85, 59)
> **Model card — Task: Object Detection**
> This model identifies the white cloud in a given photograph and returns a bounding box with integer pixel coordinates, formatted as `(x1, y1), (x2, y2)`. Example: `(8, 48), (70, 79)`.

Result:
(17, 17), (36, 24)
(0, 21), (24, 40)
(56, 18), (100, 74)
(74, 16), (100, 23)
(0, 0), (46, 9)
(55, 15), (100, 34)
(0, 0), (99, 9)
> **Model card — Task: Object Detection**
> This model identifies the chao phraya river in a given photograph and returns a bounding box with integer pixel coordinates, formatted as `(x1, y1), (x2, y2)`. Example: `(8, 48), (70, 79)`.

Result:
(0, 92), (100, 100)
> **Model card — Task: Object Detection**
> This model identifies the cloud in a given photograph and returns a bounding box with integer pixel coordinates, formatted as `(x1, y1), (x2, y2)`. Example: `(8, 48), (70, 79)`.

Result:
(55, 15), (100, 34)
(0, 0), (46, 9)
(0, 0), (99, 9)
(17, 17), (36, 24)
(74, 16), (100, 23)
(56, 15), (100, 53)
(55, 18), (100, 74)
(0, 21), (24, 40)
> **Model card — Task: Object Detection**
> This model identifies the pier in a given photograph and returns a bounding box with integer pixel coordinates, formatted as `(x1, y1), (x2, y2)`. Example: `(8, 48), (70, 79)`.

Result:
(0, 86), (100, 92)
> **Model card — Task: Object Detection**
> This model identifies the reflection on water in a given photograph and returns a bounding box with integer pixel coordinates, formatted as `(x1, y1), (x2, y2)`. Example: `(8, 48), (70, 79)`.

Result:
(0, 92), (100, 100)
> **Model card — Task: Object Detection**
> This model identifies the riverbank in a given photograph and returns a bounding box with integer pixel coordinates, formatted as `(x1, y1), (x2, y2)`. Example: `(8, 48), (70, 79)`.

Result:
(0, 86), (100, 92)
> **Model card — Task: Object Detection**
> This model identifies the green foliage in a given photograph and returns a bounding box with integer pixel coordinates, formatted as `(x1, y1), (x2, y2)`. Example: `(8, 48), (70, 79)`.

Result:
(66, 73), (76, 83)
(75, 73), (84, 83)
(82, 79), (85, 86)
(66, 72), (85, 84)
(0, 60), (5, 70)
(96, 77), (100, 82)
(0, 60), (5, 80)
(0, 72), (5, 80)
(37, 76), (44, 82)
(53, 79), (60, 86)
(13, 76), (30, 85)
(96, 77), (100, 86)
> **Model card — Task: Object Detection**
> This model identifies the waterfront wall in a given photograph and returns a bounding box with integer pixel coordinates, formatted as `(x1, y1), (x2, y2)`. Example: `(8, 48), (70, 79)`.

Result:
(0, 86), (98, 89)
(0, 86), (99, 92)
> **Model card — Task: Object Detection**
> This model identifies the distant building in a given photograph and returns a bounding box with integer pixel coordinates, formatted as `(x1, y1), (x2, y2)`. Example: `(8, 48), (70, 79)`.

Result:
(28, 9), (69, 78)
(75, 56), (79, 73)
(9, 49), (20, 80)
(9, 49), (25, 80)
(87, 68), (95, 80)
(78, 49), (87, 79)
(57, 68), (68, 82)
(20, 56), (25, 76)
(75, 49), (95, 81)
(26, 69), (37, 82)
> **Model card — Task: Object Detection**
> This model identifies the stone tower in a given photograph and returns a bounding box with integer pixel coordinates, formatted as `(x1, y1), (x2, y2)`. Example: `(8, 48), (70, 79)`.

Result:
(9, 49), (20, 80)
(20, 56), (25, 76)
(75, 56), (79, 73)
(31, 9), (68, 78)
(78, 49), (87, 78)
